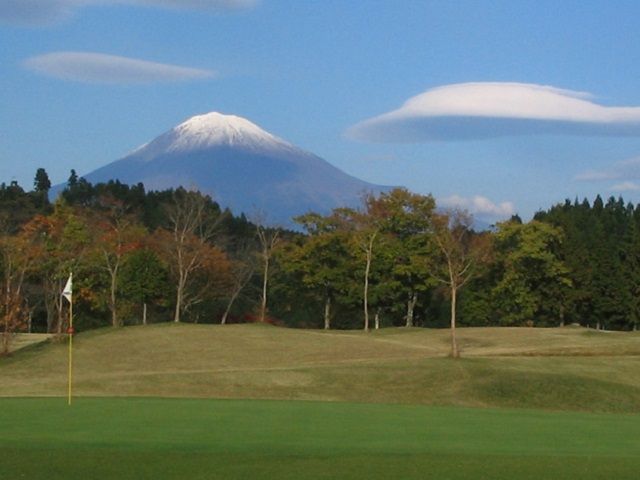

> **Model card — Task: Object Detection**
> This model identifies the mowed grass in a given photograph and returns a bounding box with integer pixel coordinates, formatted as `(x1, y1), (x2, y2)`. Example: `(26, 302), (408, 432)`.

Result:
(3, 397), (640, 479)
(2, 323), (640, 412)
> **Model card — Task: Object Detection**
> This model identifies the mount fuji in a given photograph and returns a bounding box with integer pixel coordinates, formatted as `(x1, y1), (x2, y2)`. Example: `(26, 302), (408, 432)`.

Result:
(76, 112), (391, 225)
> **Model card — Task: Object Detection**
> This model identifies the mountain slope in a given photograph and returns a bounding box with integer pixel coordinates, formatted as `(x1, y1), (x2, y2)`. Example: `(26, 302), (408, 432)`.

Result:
(78, 112), (390, 225)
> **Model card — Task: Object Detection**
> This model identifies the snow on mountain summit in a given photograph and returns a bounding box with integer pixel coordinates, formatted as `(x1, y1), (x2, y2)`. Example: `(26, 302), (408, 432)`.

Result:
(131, 112), (295, 159)
(174, 112), (293, 150)
(67, 110), (392, 226)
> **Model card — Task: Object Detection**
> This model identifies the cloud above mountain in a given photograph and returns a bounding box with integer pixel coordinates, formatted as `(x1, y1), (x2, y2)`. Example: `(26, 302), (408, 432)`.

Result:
(24, 51), (214, 84)
(0, 0), (257, 26)
(347, 82), (640, 142)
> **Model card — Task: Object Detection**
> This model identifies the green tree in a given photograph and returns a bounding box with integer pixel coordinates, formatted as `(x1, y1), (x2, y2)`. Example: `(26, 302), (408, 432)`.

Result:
(32, 168), (52, 210)
(35, 201), (91, 333)
(492, 220), (571, 326)
(290, 212), (354, 329)
(119, 249), (170, 325)
(378, 188), (437, 327)
(33, 168), (51, 193)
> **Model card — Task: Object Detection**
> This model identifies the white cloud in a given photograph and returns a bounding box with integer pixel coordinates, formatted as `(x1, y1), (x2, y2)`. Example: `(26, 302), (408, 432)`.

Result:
(574, 170), (617, 181)
(24, 51), (215, 84)
(575, 157), (640, 182)
(0, 0), (257, 25)
(347, 82), (640, 142)
(611, 181), (640, 192)
(438, 194), (515, 220)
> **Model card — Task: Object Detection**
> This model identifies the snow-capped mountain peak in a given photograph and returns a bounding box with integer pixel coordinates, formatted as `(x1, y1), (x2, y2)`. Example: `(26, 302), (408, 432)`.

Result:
(131, 112), (294, 159)
(69, 110), (391, 226)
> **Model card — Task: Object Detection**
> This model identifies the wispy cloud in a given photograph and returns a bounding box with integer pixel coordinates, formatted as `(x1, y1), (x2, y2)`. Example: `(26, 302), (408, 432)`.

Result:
(347, 82), (640, 143)
(24, 51), (215, 84)
(575, 157), (640, 182)
(611, 181), (640, 192)
(438, 194), (515, 221)
(0, 0), (257, 26)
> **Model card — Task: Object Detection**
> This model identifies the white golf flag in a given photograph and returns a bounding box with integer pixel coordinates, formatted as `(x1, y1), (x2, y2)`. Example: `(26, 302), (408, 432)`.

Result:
(62, 273), (72, 304)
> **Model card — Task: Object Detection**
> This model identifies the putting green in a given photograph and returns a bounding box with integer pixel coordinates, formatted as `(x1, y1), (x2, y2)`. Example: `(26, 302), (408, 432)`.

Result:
(2, 397), (639, 479)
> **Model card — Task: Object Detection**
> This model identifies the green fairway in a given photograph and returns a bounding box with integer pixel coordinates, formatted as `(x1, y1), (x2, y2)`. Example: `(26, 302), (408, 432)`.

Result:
(2, 397), (640, 479)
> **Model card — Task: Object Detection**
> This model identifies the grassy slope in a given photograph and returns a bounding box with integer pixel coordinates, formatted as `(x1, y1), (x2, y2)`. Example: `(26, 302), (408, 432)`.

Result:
(6, 333), (54, 353)
(2, 323), (640, 413)
(3, 397), (640, 480)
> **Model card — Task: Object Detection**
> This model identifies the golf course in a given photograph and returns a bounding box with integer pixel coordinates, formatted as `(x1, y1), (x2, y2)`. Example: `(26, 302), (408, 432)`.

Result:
(2, 323), (640, 478)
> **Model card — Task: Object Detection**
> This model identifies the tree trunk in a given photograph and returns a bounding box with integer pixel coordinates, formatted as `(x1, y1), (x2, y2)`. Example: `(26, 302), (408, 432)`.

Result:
(374, 309), (380, 330)
(256, 226), (278, 324)
(142, 302), (147, 325)
(174, 271), (187, 323)
(221, 288), (241, 325)
(323, 294), (331, 330)
(259, 254), (269, 323)
(450, 285), (459, 358)
(363, 238), (373, 332)
(220, 304), (231, 325)
(174, 283), (182, 323)
(406, 292), (417, 327)
(110, 267), (119, 327)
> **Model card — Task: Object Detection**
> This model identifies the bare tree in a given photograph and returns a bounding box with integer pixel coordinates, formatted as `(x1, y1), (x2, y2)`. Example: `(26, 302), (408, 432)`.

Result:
(221, 256), (255, 325)
(432, 209), (490, 358)
(254, 214), (280, 323)
(360, 228), (378, 331)
(161, 189), (225, 323)
(344, 195), (386, 332)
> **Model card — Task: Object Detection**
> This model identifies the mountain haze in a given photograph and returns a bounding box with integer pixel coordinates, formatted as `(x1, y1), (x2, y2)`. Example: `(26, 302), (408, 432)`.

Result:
(78, 112), (390, 225)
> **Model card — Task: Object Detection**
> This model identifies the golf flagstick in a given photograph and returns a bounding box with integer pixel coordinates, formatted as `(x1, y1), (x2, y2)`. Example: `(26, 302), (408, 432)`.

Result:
(62, 273), (73, 405)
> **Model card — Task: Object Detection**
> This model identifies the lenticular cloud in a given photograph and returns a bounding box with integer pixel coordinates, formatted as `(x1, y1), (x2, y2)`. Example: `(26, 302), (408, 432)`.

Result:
(347, 82), (640, 142)
(24, 52), (214, 84)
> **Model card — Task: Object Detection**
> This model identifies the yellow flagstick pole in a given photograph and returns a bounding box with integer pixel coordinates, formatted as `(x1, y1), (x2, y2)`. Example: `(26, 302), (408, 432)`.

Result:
(68, 297), (73, 406)
(63, 272), (73, 406)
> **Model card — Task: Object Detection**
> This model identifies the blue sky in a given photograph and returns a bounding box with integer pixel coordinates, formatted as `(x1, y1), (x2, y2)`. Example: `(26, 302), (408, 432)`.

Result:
(3, 0), (640, 221)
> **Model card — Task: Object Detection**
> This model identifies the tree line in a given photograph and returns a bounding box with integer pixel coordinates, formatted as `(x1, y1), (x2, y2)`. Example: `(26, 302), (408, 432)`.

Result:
(1, 169), (639, 357)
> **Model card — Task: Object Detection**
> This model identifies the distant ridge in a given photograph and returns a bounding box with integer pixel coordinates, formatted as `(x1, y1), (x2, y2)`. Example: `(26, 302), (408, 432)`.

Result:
(68, 112), (391, 226)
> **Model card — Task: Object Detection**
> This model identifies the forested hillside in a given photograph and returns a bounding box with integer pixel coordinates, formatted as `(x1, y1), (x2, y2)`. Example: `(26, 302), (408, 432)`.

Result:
(1, 169), (639, 354)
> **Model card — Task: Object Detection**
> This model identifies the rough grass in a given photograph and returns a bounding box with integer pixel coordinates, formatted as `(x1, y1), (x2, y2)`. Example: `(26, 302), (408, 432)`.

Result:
(3, 397), (640, 479)
(2, 324), (640, 413)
